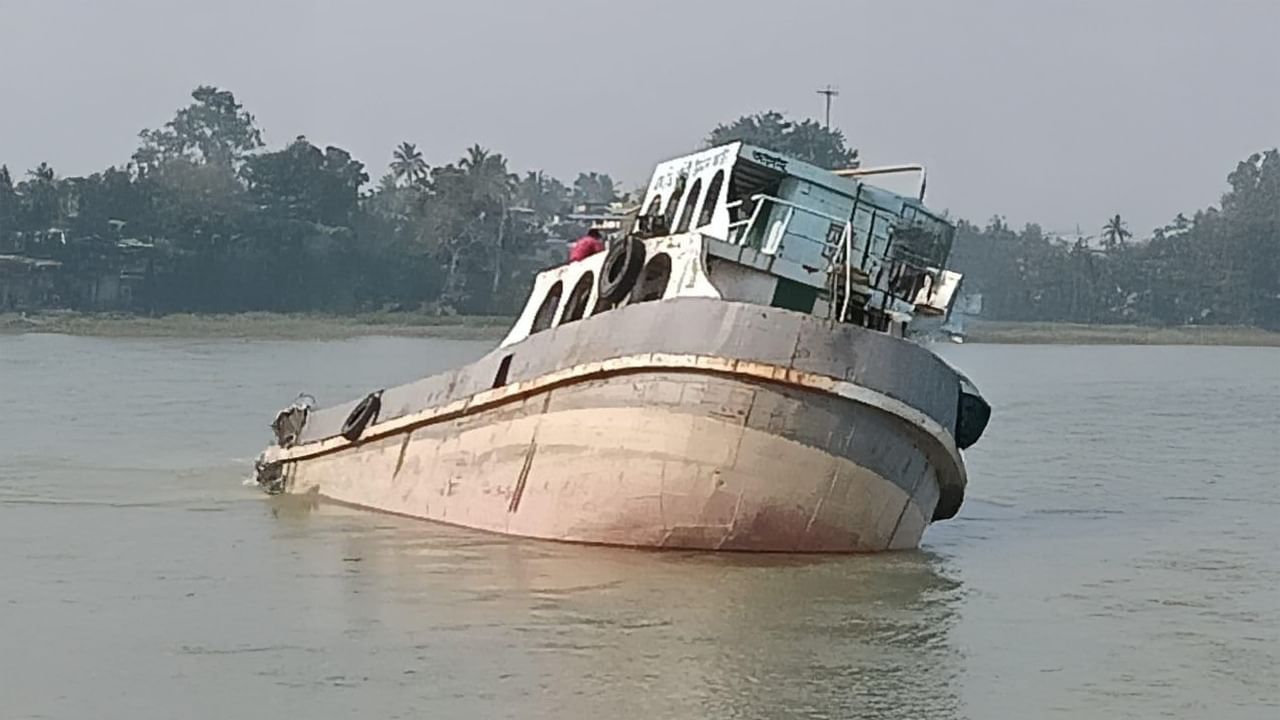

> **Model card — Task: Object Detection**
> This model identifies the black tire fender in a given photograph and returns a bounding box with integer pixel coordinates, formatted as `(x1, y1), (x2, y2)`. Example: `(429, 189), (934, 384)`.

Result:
(340, 390), (383, 442)
(597, 236), (647, 305)
(954, 390), (991, 450)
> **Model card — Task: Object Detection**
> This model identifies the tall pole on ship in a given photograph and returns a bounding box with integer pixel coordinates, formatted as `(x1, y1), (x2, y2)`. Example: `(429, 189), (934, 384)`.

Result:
(817, 85), (839, 128)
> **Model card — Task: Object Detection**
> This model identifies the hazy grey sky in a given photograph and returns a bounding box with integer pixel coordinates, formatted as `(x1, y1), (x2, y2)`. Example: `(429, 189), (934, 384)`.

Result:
(2, 0), (1277, 236)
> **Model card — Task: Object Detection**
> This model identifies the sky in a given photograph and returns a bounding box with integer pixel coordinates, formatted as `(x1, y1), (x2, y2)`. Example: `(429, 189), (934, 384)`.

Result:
(1, 0), (1278, 236)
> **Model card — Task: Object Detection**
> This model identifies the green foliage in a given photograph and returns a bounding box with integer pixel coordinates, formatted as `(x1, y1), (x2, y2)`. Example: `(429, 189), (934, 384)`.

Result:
(572, 172), (618, 205)
(17, 162), (61, 230)
(3, 90), (1277, 331)
(0, 165), (16, 236)
(134, 86), (264, 170)
(950, 170), (1280, 328)
(0, 86), (572, 316)
(706, 110), (859, 170)
(516, 171), (570, 217)
(243, 137), (368, 225)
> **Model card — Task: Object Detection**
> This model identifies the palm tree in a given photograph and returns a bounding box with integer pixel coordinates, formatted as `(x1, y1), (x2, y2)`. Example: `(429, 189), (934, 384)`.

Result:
(389, 142), (427, 187)
(20, 162), (62, 230)
(1101, 214), (1131, 251)
(459, 145), (517, 303)
(517, 171), (567, 217)
(1066, 235), (1103, 321)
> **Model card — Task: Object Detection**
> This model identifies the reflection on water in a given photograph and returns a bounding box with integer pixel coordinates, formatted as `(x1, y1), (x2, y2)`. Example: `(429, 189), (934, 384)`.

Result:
(2, 334), (1278, 718)
(267, 496), (965, 719)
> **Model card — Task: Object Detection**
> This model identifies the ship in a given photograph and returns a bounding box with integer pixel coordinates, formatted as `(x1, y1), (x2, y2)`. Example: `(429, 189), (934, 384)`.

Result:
(252, 142), (991, 552)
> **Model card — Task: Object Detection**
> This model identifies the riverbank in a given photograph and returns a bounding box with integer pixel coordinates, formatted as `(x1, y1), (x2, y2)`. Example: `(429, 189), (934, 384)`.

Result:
(964, 320), (1280, 347)
(4, 312), (1279, 346)
(0, 311), (513, 340)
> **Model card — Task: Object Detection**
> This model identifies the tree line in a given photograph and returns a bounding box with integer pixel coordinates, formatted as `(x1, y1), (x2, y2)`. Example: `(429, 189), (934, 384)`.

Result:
(949, 156), (1280, 328)
(0, 86), (632, 316)
(1, 86), (1277, 328)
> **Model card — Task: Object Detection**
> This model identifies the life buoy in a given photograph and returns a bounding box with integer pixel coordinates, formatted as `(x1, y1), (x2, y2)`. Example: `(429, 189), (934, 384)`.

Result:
(340, 390), (383, 442)
(597, 237), (646, 304)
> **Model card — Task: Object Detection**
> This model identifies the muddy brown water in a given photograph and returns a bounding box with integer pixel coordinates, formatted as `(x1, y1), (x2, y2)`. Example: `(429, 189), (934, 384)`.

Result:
(2, 334), (1277, 719)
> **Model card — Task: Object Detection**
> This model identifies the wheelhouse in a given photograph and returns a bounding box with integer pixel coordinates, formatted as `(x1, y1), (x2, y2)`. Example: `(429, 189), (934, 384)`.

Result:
(501, 142), (964, 347)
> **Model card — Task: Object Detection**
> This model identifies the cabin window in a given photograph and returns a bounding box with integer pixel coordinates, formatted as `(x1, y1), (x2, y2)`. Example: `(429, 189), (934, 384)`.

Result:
(698, 171), (724, 228)
(530, 281), (563, 333)
(560, 272), (594, 324)
(644, 194), (662, 217)
(675, 179), (702, 233)
(630, 253), (672, 303)
(664, 176), (686, 231)
(636, 193), (667, 237)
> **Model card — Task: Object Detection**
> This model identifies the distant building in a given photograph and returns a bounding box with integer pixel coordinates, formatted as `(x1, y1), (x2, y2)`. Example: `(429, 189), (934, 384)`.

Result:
(0, 234), (155, 311)
(0, 254), (63, 310)
(564, 201), (633, 237)
(513, 200), (641, 270)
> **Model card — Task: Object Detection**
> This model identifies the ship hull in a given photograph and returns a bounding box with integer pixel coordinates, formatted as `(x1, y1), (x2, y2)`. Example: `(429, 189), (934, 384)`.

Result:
(273, 371), (944, 551)
(258, 299), (973, 552)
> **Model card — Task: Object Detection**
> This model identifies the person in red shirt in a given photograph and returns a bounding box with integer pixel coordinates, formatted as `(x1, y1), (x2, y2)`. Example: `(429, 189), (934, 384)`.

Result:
(569, 228), (605, 262)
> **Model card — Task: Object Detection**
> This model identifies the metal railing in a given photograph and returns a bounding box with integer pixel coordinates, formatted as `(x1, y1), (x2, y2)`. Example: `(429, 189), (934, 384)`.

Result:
(724, 193), (865, 322)
(726, 193), (853, 253)
(729, 196), (952, 322)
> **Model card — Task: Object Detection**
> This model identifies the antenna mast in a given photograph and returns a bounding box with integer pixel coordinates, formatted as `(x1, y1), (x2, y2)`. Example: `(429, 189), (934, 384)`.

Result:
(816, 85), (839, 128)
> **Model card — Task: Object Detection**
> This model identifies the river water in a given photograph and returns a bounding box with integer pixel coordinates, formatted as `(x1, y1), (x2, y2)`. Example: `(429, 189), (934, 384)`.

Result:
(1, 333), (1277, 719)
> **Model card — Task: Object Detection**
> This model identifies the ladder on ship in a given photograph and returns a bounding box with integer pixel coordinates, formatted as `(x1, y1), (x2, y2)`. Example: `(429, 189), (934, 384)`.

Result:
(828, 229), (872, 324)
